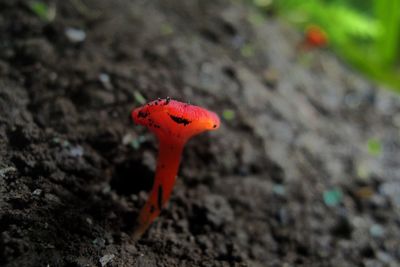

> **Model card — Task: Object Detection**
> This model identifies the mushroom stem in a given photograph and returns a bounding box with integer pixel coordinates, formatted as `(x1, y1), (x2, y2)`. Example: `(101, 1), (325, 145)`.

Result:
(133, 141), (184, 239)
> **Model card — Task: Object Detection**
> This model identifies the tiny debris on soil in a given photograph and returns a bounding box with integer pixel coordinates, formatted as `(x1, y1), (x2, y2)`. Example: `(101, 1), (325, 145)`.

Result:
(1, 0), (400, 266)
(99, 254), (115, 267)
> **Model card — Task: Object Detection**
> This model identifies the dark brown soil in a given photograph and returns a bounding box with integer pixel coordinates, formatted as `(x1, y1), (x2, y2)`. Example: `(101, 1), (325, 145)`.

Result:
(1, 0), (400, 266)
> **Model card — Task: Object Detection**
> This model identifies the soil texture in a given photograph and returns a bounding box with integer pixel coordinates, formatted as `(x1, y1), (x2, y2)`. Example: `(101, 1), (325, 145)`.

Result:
(1, 0), (400, 266)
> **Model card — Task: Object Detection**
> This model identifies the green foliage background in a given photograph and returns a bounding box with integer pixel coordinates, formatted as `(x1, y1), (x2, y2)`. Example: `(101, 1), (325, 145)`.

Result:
(254, 0), (400, 92)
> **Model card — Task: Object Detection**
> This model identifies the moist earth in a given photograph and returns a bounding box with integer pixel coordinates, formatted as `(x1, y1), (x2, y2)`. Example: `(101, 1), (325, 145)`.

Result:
(1, 0), (400, 266)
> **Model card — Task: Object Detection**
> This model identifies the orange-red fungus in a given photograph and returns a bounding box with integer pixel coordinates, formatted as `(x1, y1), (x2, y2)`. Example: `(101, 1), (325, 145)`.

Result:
(131, 97), (220, 239)
(299, 24), (328, 51)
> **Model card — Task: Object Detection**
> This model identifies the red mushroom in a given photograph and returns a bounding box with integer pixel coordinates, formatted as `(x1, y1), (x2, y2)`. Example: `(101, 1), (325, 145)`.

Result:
(298, 24), (328, 51)
(131, 97), (220, 239)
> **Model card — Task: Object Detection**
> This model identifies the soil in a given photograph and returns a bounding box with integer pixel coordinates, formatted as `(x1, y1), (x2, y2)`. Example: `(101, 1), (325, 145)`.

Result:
(1, 0), (400, 266)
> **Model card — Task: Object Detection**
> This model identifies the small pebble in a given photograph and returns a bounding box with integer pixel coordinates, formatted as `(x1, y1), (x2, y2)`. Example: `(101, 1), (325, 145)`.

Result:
(231, 35), (245, 48)
(0, 166), (16, 178)
(125, 244), (137, 253)
(272, 184), (285, 196)
(102, 184), (111, 194)
(86, 218), (93, 225)
(65, 27), (86, 43)
(344, 93), (362, 109)
(122, 133), (135, 145)
(45, 193), (60, 203)
(323, 188), (343, 207)
(62, 140), (70, 148)
(130, 135), (148, 150)
(69, 145), (84, 157)
(276, 208), (289, 225)
(369, 224), (385, 238)
(263, 68), (279, 88)
(379, 182), (400, 207)
(32, 189), (42, 196)
(99, 73), (112, 90)
(376, 250), (393, 264)
(369, 194), (387, 208)
(355, 186), (374, 199)
(93, 237), (106, 248)
(99, 254), (115, 267)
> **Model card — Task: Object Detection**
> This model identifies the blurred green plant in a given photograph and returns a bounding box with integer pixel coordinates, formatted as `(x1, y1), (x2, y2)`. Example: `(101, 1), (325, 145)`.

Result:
(133, 90), (146, 105)
(367, 137), (382, 156)
(222, 109), (236, 121)
(252, 0), (400, 92)
(28, 1), (56, 22)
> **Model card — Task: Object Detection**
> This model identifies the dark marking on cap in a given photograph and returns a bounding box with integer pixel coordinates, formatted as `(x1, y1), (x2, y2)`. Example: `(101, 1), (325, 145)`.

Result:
(157, 185), (163, 210)
(213, 124), (217, 128)
(169, 114), (191, 126)
(138, 110), (150, 118)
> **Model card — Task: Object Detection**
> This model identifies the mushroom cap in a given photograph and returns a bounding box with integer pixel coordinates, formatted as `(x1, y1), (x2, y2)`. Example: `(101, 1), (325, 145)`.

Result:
(305, 25), (328, 47)
(132, 98), (220, 144)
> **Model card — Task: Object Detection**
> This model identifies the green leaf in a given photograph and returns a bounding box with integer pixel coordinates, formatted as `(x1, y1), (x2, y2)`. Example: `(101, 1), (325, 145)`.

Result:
(28, 1), (55, 22)
(222, 109), (235, 121)
(241, 44), (255, 58)
(161, 24), (174, 35)
(270, 0), (400, 92)
(367, 138), (382, 156)
(133, 91), (146, 105)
